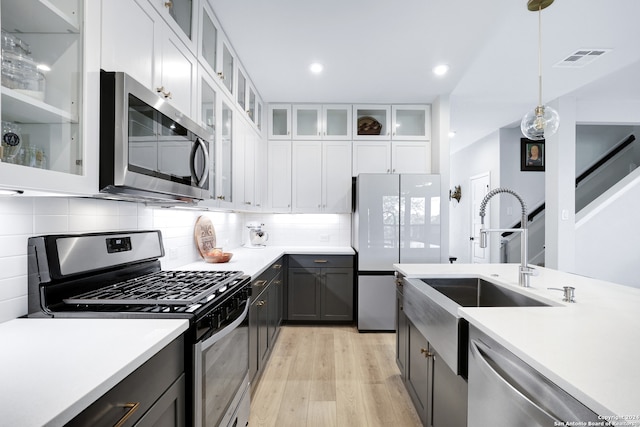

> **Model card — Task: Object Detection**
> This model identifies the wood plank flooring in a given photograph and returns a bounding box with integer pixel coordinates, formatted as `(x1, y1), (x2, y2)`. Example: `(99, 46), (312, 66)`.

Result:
(249, 325), (421, 427)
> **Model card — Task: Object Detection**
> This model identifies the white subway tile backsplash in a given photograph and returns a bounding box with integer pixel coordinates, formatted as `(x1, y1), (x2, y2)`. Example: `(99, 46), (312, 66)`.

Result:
(0, 195), (352, 323)
(34, 215), (68, 234)
(0, 276), (26, 301)
(34, 197), (68, 215)
(0, 256), (27, 279)
(0, 235), (30, 257)
(0, 214), (33, 235)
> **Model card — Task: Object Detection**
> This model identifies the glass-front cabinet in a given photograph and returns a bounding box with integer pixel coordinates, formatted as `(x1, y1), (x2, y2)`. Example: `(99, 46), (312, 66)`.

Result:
(0, 0), (98, 195)
(292, 105), (321, 139)
(323, 105), (351, 139)
(268, 104), (291, 139)
(237, 69), (246, 111)
(150, 0), (195, 53)
(200, 3), (217, 74)
(218, 100), (233, 205)
(353, 105), (391, 140)
(392, 105), (431, 140)
(221, 43), (234, 95)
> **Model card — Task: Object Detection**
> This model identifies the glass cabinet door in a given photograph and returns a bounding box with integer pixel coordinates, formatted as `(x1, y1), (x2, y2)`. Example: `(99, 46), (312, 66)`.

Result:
(161, 0), (193, 42)
(200, 77), (216, 132)
(219, 101), (233, 203)
(257, 102), (263, 131)
(392, 105), (431, 140)
(237, 69), (246, 110)
(1, 0), (83, 176)
(201, 5), (217, 73)
(268, 104), (291, 139)
(292, 105), (321, 139)
(323, 105), (352, 139)
(221, 43), (234, 94)
(248, 87), (256, 123)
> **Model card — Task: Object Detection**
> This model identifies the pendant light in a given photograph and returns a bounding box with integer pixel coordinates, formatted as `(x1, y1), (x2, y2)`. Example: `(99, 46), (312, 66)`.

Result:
(520, 0), (559, 141)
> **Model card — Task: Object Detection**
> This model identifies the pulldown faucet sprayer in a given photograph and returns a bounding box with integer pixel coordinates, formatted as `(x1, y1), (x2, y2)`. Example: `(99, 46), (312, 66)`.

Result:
(478, 187), (534, 287)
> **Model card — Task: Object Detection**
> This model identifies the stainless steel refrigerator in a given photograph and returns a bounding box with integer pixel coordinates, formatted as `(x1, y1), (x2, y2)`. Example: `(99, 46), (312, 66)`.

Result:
(353, 174), (441, 330)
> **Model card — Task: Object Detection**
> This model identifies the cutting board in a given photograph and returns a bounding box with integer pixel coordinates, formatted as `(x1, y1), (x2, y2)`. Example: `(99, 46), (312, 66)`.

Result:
(194, 215), (216, 257)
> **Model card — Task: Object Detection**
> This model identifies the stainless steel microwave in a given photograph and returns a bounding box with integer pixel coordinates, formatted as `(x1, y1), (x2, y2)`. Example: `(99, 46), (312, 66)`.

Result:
(99, 71), (212, 203)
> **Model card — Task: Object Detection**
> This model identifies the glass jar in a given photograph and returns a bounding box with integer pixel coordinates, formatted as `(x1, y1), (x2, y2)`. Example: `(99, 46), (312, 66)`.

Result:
(1, 32), (45, 101)
(1, 121), (22, 163)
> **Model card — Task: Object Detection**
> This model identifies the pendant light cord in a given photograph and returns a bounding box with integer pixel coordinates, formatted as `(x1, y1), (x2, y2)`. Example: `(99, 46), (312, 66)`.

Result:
(538, 4), (543, 107)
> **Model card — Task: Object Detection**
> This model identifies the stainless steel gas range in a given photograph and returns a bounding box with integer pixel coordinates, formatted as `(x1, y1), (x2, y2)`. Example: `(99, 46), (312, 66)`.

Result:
(27, 230), (250, 427)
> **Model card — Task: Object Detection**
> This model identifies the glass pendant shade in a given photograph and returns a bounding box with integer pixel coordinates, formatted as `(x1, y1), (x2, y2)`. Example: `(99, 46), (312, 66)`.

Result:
(520, 104), (559, 140)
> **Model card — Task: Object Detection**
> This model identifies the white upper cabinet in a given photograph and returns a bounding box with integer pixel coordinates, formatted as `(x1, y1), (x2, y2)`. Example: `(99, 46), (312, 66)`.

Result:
(352, 141), (392, 175)
(353, 104), (431, 140)
(101, 0), (196, 116)
(148, 0), (197, 54)
(392, 105), (431, 140)
(292, 104), (352, 140)
(292, 105), (321, 139)
(267, 140), (292, 212)
(268, 104), (291, 139)
(220, 41), (234, 95)
(323, 105), (352, 140)
(353, 105), (391, 140)
(199, 2), (218, 76)
(392, 141), (431, 174)
(0, 0), (99, 195)
(292, 140), (352, 213)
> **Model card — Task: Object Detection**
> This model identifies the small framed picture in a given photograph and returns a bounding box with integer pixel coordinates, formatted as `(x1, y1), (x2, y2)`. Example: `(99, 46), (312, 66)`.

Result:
(521, 138), (545, 172)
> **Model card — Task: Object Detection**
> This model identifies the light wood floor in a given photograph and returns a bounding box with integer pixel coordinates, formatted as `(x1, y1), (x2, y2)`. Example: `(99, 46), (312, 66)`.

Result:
(249, 325), (422, 427)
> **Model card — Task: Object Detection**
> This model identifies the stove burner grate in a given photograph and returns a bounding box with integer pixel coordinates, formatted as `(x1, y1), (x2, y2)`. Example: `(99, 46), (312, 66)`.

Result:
(63, 270), (243, 306)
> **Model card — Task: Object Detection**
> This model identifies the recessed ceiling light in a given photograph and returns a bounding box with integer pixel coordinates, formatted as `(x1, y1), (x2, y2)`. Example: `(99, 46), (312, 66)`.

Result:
(433, 64), (449, 76)
(310, 62), (324, 74)
(37, 64), (51, 72)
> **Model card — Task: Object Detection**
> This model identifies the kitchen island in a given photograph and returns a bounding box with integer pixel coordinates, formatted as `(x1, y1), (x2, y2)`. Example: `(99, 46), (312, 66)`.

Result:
(0, 318), (188, 427)
(395, 263), (640, 424)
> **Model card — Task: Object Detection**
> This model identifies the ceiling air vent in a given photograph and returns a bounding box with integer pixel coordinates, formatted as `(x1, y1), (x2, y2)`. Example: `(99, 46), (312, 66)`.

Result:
(554, 49), (611, 68)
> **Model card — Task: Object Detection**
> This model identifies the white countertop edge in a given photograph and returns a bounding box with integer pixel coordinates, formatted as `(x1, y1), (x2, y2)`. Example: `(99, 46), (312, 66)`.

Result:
(0, 318), (189, 427)
(179, 246), (355, 279)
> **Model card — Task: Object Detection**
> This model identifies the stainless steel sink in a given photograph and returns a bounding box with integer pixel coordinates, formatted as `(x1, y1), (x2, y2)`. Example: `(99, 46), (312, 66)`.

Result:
(422, 278), (550, 308)
(401, 276), (551, 377)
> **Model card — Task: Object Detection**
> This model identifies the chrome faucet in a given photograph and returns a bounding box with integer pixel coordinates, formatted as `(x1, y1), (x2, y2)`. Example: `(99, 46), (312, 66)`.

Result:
(478, 188), (534, 287)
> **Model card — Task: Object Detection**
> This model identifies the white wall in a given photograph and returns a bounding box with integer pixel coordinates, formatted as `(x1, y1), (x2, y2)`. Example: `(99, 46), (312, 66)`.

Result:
(449, 131), (501, 263)
(576, 125), (639, 175)
(575, 167), (640, 288)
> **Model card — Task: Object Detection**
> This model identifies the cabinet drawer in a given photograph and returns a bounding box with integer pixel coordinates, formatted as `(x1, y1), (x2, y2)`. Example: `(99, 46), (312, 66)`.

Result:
(68, 336), (185, 427)
(252, 257), (285, 296)
(288, 255), (353, 268)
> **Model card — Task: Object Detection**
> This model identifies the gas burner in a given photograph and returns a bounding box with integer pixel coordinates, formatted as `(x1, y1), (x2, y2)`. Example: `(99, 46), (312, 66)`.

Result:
(63, 270), (244, 306)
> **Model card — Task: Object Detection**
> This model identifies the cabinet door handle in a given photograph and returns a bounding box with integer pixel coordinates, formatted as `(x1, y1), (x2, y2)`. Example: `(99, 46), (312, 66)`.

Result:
(274, 280), (282, 285)
(420, 348), (433, 358)
(164, 1), (173, 9)
(114, 402), (141, 427)
(254, 280), (267, 287)
(314, 259), (328, 263)
(217, 72), (225, 80)
(216, 195), (226, 200)
(256, 300), (266, 306)
(273, 264), (282, 270)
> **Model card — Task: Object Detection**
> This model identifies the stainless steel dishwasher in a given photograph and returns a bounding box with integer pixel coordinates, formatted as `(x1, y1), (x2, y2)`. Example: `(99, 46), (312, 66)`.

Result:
(468, 325), (601, 427)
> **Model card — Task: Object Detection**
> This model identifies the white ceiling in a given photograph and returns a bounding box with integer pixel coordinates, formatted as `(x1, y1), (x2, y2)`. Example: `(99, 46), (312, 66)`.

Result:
(210, 0), (640, 151)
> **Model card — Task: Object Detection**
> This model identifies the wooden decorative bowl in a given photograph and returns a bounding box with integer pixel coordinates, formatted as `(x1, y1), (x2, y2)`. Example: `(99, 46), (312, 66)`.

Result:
(204, 252), (233, 263)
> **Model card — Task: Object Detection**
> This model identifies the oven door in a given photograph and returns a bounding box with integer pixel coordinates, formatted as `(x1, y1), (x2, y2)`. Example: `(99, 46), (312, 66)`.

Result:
(193, 302), (250, 427)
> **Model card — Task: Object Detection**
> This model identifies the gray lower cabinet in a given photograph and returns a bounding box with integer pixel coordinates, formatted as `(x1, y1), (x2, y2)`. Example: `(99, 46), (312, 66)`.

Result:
(287, 255), (354, 322)
(395, 285), (408, 378)
(400, 314), (467, 427)
(249, 257), (285, 390)
(68, 336), (185, 427)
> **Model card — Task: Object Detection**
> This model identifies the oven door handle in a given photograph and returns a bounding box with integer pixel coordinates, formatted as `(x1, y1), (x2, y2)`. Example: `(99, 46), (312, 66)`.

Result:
(199, 300), (249, 351)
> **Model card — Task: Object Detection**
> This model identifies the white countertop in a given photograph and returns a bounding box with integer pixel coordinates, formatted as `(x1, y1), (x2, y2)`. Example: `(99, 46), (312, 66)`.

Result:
(179, 245), (355, 279)
(395, 263), (640, 423)
(0, 318), (189, 427)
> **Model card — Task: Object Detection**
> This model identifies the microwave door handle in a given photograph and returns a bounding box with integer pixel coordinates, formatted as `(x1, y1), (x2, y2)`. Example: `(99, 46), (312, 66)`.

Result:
(190, 137), (210, 188)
